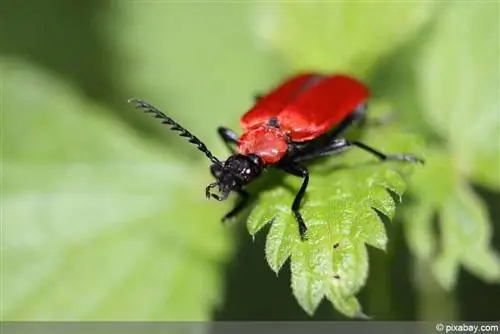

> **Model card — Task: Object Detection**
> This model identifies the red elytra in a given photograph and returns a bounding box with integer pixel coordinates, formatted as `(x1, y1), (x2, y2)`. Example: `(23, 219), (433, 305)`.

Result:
(130, 72), (422, 241)
(237, 74), (370, 164)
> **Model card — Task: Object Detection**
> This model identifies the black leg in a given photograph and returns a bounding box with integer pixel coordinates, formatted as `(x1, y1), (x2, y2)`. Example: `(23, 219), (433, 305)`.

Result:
(351, 141), (424, 164)
(295, 103), (367, 156)
(221, 189), (250, 222)
(293, 139), (351, 162)
(328, 103), (367, 139)
(217, 126), (239, 153)
(330, 103), (395, 133)
(277, 163), (310, 240)
(293, 137), (424, 164)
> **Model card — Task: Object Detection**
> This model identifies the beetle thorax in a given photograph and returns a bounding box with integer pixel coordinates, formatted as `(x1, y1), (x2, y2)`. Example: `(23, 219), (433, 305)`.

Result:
(237, 126), (288, 164)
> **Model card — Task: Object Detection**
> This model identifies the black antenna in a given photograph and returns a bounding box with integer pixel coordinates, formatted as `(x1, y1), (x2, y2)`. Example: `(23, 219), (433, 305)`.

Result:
(128, 98), (221, 165)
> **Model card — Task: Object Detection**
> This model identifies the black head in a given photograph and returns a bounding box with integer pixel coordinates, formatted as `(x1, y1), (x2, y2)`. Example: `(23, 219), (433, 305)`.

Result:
(128, 99), (263, 202)
(206, 154), (263, 201)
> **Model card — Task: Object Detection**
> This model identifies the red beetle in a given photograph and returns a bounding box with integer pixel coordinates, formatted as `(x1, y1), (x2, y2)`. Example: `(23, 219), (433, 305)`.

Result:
(129, 73), (423, 240)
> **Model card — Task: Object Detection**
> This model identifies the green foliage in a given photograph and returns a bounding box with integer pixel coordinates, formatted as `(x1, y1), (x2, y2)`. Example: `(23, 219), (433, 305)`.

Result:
(407, 151), (500, 290)
(251, 1), (499, 316)
(248, 2), (431, 317)
(260, 2), (436, 76)
(406, 3), (500, 288)
(2, 0), (499, 322)
(107, 2), (281, 141)
(416, 4), (499, 190)
(247, 119), (424, 316)
(2, 2), (275, 322)
(2, 61), (232, 320)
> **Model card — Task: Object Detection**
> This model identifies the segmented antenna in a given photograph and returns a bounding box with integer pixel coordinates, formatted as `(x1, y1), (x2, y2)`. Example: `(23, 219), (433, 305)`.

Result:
(128, 98), (221, 165)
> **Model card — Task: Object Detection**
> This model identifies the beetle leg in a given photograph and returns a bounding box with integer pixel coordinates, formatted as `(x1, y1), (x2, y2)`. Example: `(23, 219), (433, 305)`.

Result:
(331, 103), (395, 132)
(329, 102), (367, 138)
(292, 138), (351, 162)
(350, 141), (425, 164)
(221, 189), (250, 222)
(293, 138), (424, 164)
(277, 163), (310, 241)
(294, 103), (367, 156)
(217, 126), (239, 153)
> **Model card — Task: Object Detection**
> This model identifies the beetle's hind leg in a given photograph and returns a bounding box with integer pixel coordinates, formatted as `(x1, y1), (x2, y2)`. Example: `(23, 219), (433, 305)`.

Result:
(295, 103), (367, 157)
(313, 102), (391, 147)
(350, 141), (425, 164)
(326, 103), (367, 140)
(292, 138), (424, 165)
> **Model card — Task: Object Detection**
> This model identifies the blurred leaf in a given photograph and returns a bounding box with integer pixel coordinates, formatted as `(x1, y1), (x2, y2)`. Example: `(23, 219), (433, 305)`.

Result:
(2, 59), (233, 321)
(416, 3), (500, 190)
(404, 201), (436, 261)
(401, 2), (500, 291)
(434, 183), (500, 288)
(406, 149), (500, 289)
(0, 0), (117, 105)
(247, 116), (425, 317)
(107, 1), (283, 157)
(403, 150), (452, 263)
(257, 2), (435, 76)
(407, 149), (457, 204)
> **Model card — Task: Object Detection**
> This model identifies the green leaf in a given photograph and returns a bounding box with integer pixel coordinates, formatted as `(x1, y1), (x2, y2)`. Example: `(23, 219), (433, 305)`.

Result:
(416, 3), (500, 190)
(404, 201), (436, 262)
(402, 150), (453, 264)
(107, 2), (281, 148)
(405, 149), (500, 289)
(2, 60), (233, 320)
(434, 183), (500, 288)
(247, 117), (425, 317)
(402, 2), (500, 290)
(257, 2), (435, 76)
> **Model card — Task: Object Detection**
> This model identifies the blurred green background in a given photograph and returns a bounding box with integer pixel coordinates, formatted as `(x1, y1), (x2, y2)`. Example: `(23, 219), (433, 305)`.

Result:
(2, 0), (499, 322)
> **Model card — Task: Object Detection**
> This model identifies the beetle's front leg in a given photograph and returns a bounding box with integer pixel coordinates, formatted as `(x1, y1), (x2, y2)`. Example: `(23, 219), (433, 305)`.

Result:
(217, 127), (238, 153)
(221, 189), (250, 222)
(276, 162), (310, 241)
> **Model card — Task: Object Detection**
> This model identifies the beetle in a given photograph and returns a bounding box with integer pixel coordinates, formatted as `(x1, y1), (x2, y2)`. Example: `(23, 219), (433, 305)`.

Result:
(129, 73), (424, 240)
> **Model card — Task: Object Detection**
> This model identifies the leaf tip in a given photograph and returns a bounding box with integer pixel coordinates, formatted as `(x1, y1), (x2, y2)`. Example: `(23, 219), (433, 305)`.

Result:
(354, 308), (371, 320)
